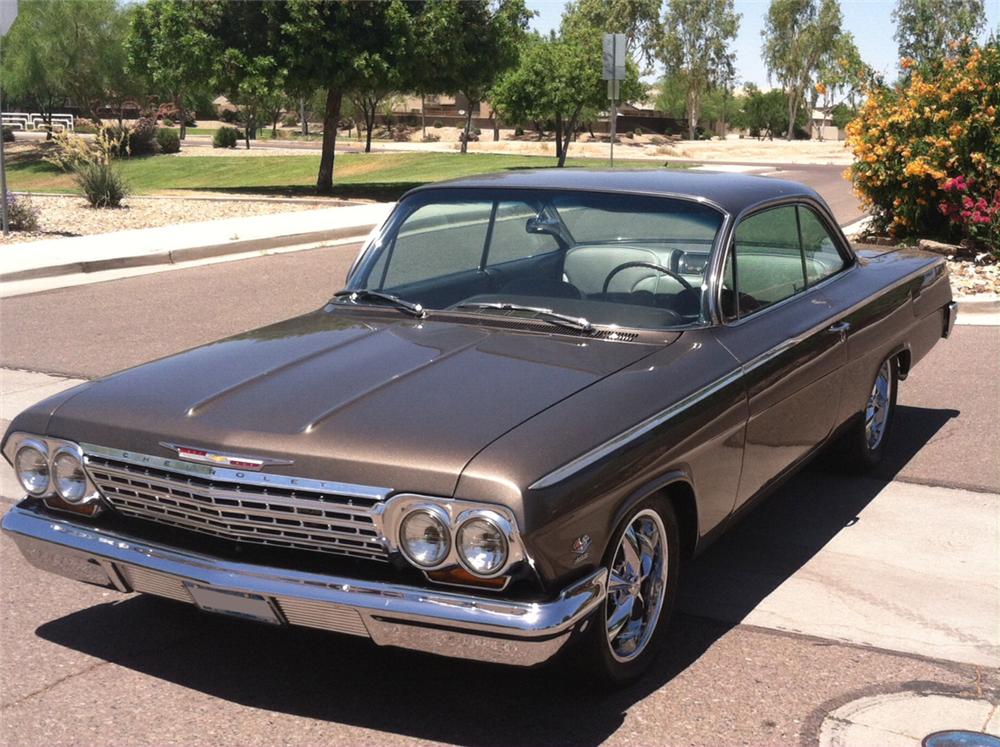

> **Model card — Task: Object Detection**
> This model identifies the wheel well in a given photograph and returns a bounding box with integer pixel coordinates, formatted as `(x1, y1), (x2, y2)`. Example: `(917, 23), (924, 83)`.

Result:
(661, 481), (698, 561)
(894, 348), (912, 380)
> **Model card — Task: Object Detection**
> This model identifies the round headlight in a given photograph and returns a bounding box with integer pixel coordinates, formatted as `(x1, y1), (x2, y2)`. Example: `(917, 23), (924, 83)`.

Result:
(53, 449), (88, 503)
(457, 516), (508, 576)
(15, 444), (50, 496)
(399, 508), (450, 568)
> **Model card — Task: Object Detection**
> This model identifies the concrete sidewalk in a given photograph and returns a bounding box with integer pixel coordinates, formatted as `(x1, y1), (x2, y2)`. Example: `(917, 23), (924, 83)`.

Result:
(0, 202), (393, 283)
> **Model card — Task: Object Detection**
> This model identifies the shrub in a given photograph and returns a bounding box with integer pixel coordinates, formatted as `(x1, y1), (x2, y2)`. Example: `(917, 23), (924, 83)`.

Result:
(634, 126), (644, 136)
(218, 108), (240, 124)
(75, 162), (129, 207)
(128, 117), (159, 156)
(2, 126), (14, 142)
(44, 128), (130, 208)
(213, 126), (240, 148)
(73, 121), (99, 135)
(162, 117), (175, 127)
(392, 125), (412, 141)
(433, 120), (443, 128)
(470, 125), (481, 136)
(422, 133), (440, 142)
(4, 191), (39, 231)
(514, 126), (525, 136)
(156, 127), (181, 154)
(847, 40), (1000, 253)
(282, 111), (299, 127)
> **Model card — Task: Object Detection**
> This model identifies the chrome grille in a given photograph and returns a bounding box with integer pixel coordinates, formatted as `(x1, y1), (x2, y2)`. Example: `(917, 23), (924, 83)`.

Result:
(85, 452), (388, 561)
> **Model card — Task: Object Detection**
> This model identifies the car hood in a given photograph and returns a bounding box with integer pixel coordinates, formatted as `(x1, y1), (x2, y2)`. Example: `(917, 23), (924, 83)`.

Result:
(43, 309), (672, 496)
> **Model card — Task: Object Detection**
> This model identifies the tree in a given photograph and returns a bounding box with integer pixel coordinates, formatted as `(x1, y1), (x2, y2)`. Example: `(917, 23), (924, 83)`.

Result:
(280, 0), (418, 192)
(126, 0), (220, 139)
(892, 0), (985, 67)
(417, 0), (530, 154)
(493, 34), (643, 166)
(762, 0), (843, 140)
(659, 0), (740, 140)
(1, 0), (134, 129)
(731, 84), (805, 140)
(560, 0), (663, 67)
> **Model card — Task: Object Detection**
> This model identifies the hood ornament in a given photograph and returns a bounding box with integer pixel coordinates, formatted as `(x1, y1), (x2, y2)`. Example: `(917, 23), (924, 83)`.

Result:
(160, 443), (293, 472)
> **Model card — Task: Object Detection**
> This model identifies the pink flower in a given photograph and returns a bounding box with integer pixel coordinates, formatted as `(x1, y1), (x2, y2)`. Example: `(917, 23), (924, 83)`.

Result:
(962, 195), (975, 209)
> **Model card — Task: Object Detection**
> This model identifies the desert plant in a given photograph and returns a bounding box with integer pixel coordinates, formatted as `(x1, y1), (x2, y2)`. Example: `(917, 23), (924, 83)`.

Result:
(634, 126), (644, 136)
(2, 126), (13, 143)
(513, 125), (524, 136)
(44, 128), (130, 208)
(4, 191), (40, 231)
(162, 117), (175, 127)
(847, 40), (999, 253)
(156, 127), (181, 154)
(422, 132), (440, 142)
(213, 126), (240, 148)
(433, 120), (443, 128)
(282, 111), (299, 127)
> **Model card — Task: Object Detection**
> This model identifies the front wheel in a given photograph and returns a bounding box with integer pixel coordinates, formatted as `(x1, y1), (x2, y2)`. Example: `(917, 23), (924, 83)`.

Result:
(576, 497), (680, 687)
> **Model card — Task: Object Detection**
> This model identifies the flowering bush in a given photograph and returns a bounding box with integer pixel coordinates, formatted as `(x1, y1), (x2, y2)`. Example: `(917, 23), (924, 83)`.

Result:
(847, 41), (1000, 255)
(4, 191), (40, 231)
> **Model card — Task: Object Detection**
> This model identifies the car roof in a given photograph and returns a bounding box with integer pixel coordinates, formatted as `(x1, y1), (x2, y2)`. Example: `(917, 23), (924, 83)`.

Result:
(407, 168), (823, 216)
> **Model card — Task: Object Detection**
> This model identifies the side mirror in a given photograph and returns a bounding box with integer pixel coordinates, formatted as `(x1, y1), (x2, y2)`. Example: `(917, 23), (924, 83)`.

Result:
(525, 215), (562, 236)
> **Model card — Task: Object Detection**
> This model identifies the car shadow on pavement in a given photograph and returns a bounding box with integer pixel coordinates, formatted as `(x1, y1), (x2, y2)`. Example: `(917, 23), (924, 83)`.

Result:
(33, 404), (958, 747)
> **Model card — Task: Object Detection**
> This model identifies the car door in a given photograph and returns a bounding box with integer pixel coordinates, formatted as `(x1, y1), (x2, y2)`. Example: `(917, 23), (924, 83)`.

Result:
(712, 202), (851, 509)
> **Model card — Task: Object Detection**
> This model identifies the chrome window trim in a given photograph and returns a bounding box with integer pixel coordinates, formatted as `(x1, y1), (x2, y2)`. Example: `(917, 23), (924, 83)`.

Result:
(79, 443), (390, 502)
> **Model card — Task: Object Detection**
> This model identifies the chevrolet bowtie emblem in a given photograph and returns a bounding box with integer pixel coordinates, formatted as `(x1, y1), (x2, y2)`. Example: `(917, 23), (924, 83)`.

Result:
(160, 443), (293, 471)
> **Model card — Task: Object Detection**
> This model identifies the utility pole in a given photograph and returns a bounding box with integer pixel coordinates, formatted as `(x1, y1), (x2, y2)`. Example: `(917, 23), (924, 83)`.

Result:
(0, 0), (19, 236)
(602, 33), (625, 168)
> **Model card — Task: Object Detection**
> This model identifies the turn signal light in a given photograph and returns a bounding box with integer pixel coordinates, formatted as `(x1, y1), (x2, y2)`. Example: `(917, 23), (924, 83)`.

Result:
(427, 567), (508, 589)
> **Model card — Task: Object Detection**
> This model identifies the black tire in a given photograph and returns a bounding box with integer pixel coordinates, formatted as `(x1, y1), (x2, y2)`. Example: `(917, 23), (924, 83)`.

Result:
(575, 496), (681, 688)
(839, 355), (899, 470)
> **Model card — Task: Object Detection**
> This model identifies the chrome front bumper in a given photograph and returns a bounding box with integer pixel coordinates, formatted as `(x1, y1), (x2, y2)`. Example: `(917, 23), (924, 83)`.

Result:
(2, 502), (606, 667)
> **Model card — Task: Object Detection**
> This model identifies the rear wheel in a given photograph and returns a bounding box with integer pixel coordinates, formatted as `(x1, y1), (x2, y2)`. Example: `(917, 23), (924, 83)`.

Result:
(839, 356), (898, 470)
(577, 497), (680, 687)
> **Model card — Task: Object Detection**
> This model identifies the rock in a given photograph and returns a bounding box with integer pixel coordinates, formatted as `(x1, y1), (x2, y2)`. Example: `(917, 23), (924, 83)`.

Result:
(918, 238), (962, 255)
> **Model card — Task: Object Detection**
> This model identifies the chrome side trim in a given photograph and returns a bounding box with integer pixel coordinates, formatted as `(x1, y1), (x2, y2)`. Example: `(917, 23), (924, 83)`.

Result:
(79, 443), (390, 502)
(529, 366), (744, 490)
(2, 502), (605, 667)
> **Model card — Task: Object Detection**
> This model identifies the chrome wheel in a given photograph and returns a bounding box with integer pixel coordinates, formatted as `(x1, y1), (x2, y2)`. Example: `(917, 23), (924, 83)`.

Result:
(865, 359), (893, 450)
(605, 509), (668, 662)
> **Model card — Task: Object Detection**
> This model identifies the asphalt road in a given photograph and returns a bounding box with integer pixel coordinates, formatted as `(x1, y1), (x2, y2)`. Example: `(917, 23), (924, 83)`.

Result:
(1, 244), (997, 745)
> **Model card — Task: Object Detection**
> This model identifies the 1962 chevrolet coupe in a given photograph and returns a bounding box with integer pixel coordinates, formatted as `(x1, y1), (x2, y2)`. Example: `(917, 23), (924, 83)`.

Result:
(2, 170), (956, 685)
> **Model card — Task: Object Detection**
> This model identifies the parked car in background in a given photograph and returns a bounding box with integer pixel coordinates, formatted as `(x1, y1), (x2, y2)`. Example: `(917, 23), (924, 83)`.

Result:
(2, 170), (956, 685)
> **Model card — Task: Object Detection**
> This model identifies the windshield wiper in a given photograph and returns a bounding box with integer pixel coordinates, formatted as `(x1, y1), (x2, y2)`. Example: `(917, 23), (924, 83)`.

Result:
(332, 289), (425, 318)
(455, 301), (593, 332)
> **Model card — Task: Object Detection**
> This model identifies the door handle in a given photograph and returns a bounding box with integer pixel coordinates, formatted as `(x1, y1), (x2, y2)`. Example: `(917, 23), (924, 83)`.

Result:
(828, 321), (851, 336)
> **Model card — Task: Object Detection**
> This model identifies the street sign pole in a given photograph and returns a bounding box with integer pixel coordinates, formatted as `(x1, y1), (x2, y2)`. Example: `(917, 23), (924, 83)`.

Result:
(602, 32), (626, 169)
(1, 0), (19, 236)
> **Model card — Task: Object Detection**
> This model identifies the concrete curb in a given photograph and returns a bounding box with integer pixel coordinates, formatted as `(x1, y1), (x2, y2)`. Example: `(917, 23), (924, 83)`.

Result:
(956, 294), (1000, 315)
(1, 223), (376, 283)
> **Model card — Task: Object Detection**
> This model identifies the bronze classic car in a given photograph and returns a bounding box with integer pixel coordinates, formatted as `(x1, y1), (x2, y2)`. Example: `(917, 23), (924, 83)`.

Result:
(2, 170), (956, 685)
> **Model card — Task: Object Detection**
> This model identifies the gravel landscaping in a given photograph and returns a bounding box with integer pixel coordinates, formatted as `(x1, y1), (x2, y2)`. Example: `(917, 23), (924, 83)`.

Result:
(948, 257), (1000, 297)
(0, 193), (321, 244)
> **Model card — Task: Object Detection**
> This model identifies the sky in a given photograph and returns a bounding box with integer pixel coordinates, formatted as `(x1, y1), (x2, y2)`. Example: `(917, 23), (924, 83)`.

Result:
(525, 0), (1000, 87)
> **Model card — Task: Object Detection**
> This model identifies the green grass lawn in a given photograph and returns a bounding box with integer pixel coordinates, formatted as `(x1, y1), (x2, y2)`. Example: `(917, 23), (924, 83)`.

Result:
(6, 150), (684, 201)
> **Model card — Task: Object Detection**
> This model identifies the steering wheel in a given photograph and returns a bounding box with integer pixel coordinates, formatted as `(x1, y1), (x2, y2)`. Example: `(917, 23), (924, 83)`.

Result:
(601, 261), (694, 296)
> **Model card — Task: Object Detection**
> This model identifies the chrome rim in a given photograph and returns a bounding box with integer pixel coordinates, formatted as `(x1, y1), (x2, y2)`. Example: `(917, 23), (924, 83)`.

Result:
(605, 509), (668, 662)
(865, 359), (892, 450)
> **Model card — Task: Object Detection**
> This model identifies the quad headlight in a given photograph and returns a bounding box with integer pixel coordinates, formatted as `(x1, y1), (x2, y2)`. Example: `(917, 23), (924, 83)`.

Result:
(386, 497), (523, 582)
(399, 506), (451, 568)
(53, 447), (89, 503)
(14, 440), (50, 496)
(456, 514), (509, 576)
(4, 432), (102, 512)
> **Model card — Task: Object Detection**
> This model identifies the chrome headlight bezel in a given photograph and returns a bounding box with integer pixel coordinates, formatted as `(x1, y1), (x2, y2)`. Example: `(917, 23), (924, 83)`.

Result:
(455, 510), (512, 578)
(3, 432), (103, 509)
(398, 504), (452, 569)
(52, 444), (90, 503)
(375, 494), (526, 579)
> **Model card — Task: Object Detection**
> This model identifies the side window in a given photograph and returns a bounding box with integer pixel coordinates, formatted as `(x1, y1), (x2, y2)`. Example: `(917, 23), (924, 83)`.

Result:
(721, 249), (737, 320)
(381, 202), (490, 288)
(798, 207), (847, 285)
(486, 201), (560, 266)
(731, 205), (806, 315)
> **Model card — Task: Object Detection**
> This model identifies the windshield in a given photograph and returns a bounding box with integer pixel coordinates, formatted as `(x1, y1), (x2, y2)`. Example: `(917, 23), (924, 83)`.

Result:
(342, 187), (725, 330)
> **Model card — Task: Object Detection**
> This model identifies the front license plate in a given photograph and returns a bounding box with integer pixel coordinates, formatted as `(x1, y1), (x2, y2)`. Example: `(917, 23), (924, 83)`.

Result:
(184, 583), (282, 625)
